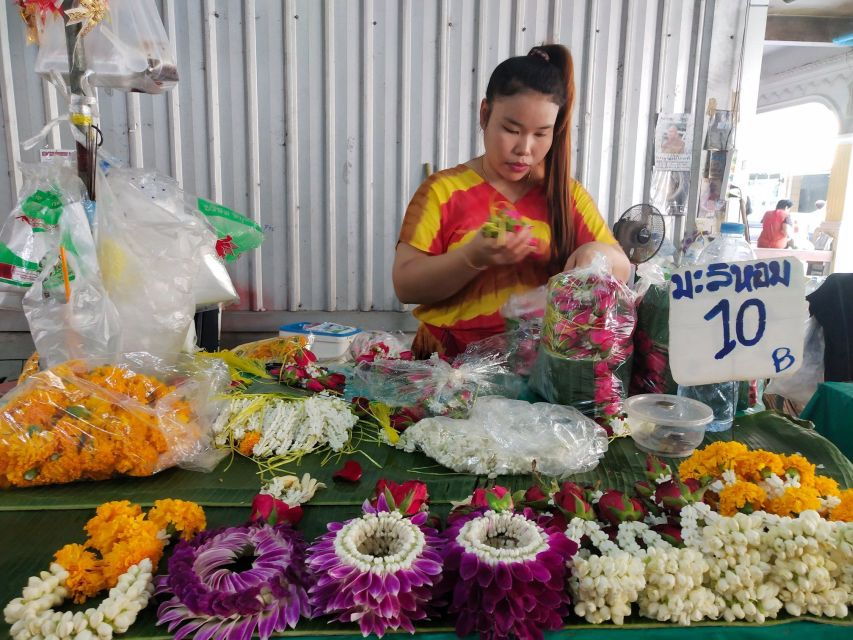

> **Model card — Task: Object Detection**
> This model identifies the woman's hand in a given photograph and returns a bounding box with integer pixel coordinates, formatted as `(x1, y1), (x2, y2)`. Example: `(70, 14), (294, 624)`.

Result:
(564, 241), (631, 283)
(463, 226), (538, 269)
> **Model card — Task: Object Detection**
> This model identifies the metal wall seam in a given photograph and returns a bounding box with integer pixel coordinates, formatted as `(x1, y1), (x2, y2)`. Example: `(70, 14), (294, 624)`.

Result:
(284, 0), (301, 310)
(436, 0), (449, 172)
(41, 79), (61, 148)
(0, 0), (22, 196)
(203, 0), (222, 203)
(685, 0), (704, 111)
(244, 0), (263, 311)
(163, 0), (182, 186)
(126, 93), (143, 167)
(642, 0), (667, 204)
(472, 0), (487, 159)
(550, 0), (563, 43)
(323, 0), (336, 311)
(359, 0), (374, 311)
(512, 0), (525, 56)
(575, 0), (595, 186)
(608, 0), (630, 218)
(397, 0), (412, 312)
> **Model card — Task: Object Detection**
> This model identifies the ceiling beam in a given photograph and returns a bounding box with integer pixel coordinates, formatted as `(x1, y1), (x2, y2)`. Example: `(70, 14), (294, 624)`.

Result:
(765, 15), (853, 44)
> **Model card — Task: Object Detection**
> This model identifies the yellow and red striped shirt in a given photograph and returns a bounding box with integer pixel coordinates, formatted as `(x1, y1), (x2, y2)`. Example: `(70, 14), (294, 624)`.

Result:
(399, 164), (615, 356)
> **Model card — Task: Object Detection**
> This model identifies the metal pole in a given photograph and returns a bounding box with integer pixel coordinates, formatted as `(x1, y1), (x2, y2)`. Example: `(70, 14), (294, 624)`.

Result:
(62, 0), (98, 200)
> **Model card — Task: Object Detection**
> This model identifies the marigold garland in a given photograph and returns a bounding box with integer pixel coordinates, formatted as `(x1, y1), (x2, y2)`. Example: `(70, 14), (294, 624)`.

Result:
(0, 362), (203, 487)
(717, 481), (767, 516)
(829, 489), (853, 522)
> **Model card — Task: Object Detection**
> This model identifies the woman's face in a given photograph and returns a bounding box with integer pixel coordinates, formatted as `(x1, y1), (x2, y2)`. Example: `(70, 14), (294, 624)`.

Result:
(480, 91), (559, 183)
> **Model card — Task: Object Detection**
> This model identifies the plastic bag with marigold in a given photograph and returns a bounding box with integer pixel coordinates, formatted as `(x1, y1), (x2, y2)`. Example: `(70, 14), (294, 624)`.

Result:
(0, 352), (229, 488)
(529, 253), (637, 420)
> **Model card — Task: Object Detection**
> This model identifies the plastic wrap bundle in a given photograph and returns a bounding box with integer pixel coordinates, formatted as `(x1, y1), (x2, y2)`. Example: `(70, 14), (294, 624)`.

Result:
(347, 353), (507, 419)
(396, 396), (609, 478)
(629, 263), (676, 396)
(530, 255), (636, 419)
(0, 163), (86, 310)
(765, 317), (825, 407)
(35, 0), (178, 93)
(0, 353), (229, 488)
(349, 331), (411, 362)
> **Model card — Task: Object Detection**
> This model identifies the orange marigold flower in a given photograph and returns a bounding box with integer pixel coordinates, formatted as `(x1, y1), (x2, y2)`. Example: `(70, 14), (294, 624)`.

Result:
(99, 532), (165, 586)
(766, 486), (822, 517)
(717, 481), (767, 516)
(813, 475), (841, 499)
(148, 499), (207, 541)
(732, 450), (784, 483)
(829, 489), (853, 522)
(54, 543), (104, 604)
(84, 500), (144, 553)
(238, 431), (261, 457)
(679, 441), (749, 481)
(780, 454), (816, 486)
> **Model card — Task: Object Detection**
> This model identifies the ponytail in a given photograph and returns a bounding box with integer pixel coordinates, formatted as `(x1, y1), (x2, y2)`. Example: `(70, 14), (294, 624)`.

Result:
(485, 44), (577, 273)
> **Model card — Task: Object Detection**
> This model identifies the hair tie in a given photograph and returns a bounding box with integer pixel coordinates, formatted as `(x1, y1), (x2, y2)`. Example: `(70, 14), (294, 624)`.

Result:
(529, 48), (550, 63)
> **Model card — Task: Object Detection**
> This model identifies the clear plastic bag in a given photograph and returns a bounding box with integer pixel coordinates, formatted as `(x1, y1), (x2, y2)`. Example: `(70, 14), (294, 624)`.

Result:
(347, 353), (507, 419)
(122, 170), (238, 310)
(530, 254), (637, 418)
(765, 317), (825, 407)
(95, 167), (209, 358)
(22, 194), (120, 368)
(349, 331), (412, 362)
(0, 352), (229, 488)
(35, 0), (178, 94)
(630, 275), (677, 396)
(0, 162), (86, 310)
(396, 396), (609, 478)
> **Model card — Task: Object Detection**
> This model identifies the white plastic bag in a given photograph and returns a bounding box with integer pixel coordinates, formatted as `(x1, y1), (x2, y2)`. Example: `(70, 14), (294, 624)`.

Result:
(397, 396), (609, 478)
(95, 167), (207, 358)
(35, 0), (177, 93)
(0, 163), (85, 310)
(22, 197), (120, 368)
(765, 317), (824, 407)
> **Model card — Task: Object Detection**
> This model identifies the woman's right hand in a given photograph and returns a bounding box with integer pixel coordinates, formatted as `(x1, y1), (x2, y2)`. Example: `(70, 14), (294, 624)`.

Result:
(463, 226), (538, 268)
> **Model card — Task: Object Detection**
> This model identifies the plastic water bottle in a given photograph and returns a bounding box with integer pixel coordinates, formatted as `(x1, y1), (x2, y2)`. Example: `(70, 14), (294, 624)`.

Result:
(677, 223), (755, 432)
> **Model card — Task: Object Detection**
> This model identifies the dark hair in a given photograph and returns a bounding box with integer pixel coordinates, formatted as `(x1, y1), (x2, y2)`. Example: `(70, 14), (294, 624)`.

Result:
(776, 199), (793, 210)
(485, 44), (575, 272)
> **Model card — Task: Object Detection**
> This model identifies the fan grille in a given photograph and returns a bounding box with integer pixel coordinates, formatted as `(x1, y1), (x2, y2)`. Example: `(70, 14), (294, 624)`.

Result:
(613, 204), (666, 263)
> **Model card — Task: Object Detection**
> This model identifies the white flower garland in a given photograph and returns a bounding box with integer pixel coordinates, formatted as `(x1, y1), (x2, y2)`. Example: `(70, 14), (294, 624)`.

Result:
(214, 394), (357, 457)
(4, 559), (153, 640)
(456, 511), (548, 565)
(334, 511), (425, 574)
(261, 473), (326, 506)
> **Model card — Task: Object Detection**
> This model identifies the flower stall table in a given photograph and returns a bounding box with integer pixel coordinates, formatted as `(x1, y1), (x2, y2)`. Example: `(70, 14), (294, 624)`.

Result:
(1, 411), (852, 639)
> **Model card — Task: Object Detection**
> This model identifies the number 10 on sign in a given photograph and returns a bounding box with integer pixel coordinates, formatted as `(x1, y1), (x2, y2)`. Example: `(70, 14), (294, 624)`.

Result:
(668, 258), (808, 386)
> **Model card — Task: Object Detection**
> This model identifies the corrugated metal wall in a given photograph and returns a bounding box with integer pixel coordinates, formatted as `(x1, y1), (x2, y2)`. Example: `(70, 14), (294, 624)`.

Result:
(0, 0), (709, 313)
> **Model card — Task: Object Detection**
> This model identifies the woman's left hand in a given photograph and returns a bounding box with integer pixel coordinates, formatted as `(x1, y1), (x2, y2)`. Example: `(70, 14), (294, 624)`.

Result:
(564, 241), (631, 283)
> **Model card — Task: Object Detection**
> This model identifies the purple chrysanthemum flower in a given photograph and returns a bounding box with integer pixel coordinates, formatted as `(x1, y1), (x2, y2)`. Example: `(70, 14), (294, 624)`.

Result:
(441, 509), (578, 640)
(155, 523), (312, 640)
(307, 496), (444, 637)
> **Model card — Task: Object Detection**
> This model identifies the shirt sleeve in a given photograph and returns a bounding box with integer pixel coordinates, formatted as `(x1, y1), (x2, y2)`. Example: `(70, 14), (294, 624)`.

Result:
(398, 177), (444, 255)
(783, 215), (793, 226)
(570, 181), (617, 249)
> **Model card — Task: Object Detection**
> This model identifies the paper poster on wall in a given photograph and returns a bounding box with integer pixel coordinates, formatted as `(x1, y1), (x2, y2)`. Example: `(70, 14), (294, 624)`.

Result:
(668, 257), (809, 386)
(654, 113), (693, 171)
(704, 110), (734, 151)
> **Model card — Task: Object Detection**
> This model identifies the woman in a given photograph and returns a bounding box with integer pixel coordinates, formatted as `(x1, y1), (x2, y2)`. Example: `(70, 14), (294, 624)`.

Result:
(392, 44), (629, 359)
(757, 199), (794, 249)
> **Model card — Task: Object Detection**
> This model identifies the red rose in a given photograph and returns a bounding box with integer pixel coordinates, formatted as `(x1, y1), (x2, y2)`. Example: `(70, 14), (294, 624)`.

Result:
(305, 379), (325, 393)
(250, 494), (303, 526)
(374, 479), (428, 515)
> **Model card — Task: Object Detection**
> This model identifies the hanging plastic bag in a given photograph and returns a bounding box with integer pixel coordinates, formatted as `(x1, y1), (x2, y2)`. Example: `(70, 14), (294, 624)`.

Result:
(397, 396), (609, 478)
(95, 167), (207, 358)
(0, 162), (86, 310)
(22, 195), (120, 368)
(0, 352), (229, 488)
(35, 0), (178, 93)
(765, 317), (825, 407)
(529, 254), (636, 419)
(196, 199), (264, 264)
(629, 263), (677, 396)
(122, 170), (239, 310)
(347, 353), (508, 419)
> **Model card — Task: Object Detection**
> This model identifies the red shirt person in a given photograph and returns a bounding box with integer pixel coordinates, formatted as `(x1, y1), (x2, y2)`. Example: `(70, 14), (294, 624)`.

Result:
(757, 199), (794, 249)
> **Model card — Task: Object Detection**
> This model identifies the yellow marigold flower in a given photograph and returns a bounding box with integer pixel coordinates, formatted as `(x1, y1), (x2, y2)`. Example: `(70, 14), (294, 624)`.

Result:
(829, 489), (853, 522)
(238, 431), (261, 457)
(148, 499), (206, 541)
(718, 481), (767, 516)
(766, 486), (822, 517)
(733, 450), (784, 483)
(679, 441), (749, 481)
(54, 543), (103, 604)
(99, 532), (165, 586)
(780, 454), (816, 486)
(813, 475), (841, 499)
(84, 501), (144, 552)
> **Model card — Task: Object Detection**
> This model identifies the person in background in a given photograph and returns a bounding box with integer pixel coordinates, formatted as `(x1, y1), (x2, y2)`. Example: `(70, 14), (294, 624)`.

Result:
(807, 199), (827, 240)
(757, 199), (794, 249)
(393, 44), (629, 359)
